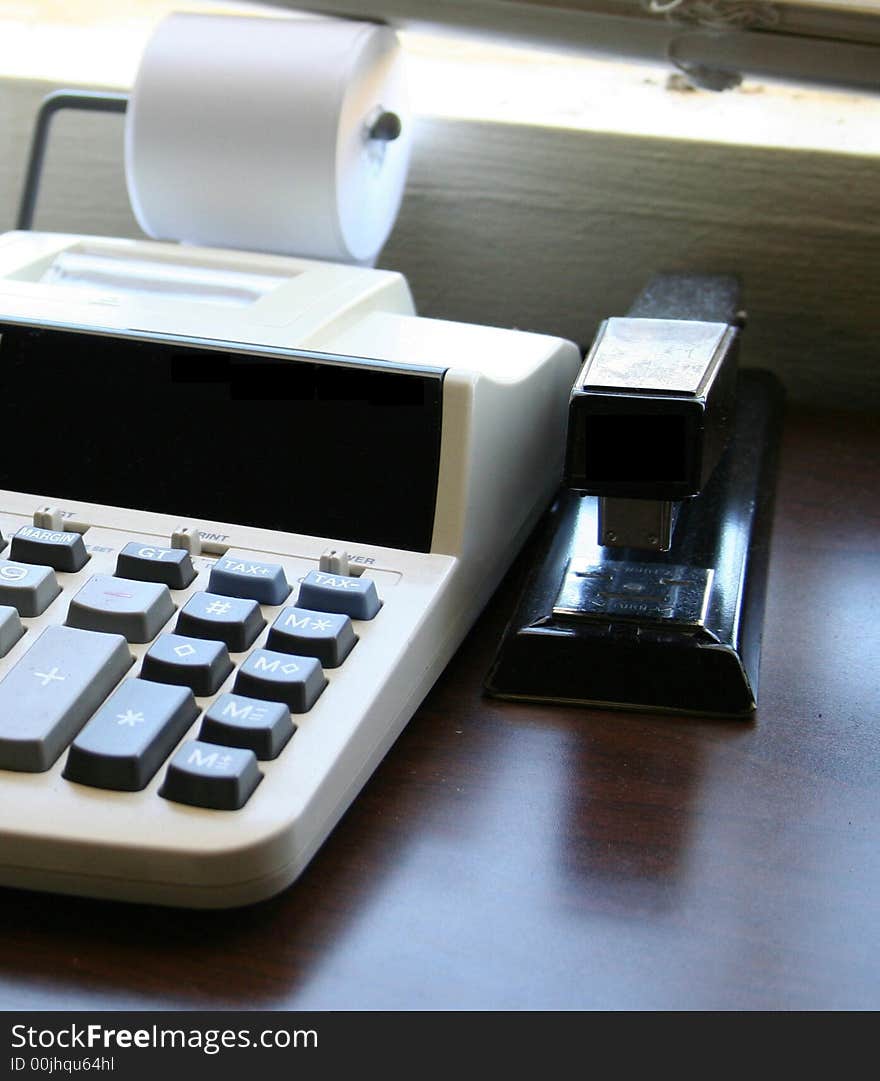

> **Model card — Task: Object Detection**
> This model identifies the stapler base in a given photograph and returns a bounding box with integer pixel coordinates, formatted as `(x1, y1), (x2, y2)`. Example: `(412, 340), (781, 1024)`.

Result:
(485, 370), (784, 718)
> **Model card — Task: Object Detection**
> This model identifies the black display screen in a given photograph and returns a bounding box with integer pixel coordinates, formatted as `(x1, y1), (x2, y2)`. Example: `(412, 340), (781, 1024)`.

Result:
(0, 324), (444, 552)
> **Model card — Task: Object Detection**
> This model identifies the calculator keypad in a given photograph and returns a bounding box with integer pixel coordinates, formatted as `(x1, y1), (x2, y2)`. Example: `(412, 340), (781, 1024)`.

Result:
(0, 523), (384, 810)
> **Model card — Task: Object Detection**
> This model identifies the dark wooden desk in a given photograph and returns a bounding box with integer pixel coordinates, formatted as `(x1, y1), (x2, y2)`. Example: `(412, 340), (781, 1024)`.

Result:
(1, 407), (877, 1011)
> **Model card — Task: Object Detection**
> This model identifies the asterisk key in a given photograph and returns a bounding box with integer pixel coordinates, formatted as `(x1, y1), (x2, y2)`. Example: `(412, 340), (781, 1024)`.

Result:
(116, 709), (145, 727)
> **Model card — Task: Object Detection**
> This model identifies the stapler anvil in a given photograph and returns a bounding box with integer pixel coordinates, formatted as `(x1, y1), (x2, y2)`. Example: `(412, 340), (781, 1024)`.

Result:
(486, 274), (784, 717)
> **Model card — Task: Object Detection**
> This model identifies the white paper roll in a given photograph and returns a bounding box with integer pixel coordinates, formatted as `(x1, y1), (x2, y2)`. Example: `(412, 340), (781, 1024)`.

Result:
(124, 14), (412, 264)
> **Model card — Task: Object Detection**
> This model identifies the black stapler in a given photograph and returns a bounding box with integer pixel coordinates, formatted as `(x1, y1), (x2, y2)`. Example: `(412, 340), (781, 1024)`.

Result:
(486, 273), (784, 717)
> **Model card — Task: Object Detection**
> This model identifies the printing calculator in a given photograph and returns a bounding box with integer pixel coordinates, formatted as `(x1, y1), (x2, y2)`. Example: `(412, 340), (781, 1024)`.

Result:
(0, 230), (579, 906)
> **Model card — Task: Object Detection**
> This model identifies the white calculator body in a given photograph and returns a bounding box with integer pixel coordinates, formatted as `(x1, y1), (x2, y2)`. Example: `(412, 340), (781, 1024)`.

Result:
(0, 231), (579, 907)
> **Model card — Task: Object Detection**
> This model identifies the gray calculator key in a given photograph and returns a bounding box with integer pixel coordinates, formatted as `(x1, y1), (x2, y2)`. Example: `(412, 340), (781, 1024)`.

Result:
(0, 559), (61, 617)
(267, 606), (356, 668)
(0, 606), (24, 658)
(0, 625), (132, 772)
(115, 542), (197, 590)
(64, 678), (199, 791)
(140, 634), (233, 697)
(207, 556), (290, 605)
(66, 575), (175, 643)
(296, 570), (381, 620)
(159, 740), (262, 810)
(199, 693), (294, 760)
(234, 648), (326, 713)
(176, 592), (265, 652)
(10, 525), (89, 572)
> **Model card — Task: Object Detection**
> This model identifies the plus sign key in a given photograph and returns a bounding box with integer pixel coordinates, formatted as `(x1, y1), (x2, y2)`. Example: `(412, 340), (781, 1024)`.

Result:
(207, 556), (290, 606)
(0, 625), (133, 771)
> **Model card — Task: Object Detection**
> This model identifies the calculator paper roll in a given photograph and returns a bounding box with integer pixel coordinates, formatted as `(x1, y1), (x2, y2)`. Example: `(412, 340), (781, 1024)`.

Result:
(124, 14), (412, 264)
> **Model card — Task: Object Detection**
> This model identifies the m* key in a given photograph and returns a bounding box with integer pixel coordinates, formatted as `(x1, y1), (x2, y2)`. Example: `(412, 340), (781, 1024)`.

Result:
(267, 606), (356, 668)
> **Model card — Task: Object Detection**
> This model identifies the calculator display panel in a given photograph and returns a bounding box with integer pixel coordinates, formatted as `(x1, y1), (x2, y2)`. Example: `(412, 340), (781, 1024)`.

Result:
(0, 324), (444, 552)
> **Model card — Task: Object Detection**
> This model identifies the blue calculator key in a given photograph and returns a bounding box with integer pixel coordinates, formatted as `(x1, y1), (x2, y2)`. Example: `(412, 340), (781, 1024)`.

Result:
(234, 648), (326, 713)
(296, 570), (381, 620)
(10, 525), (89, 572)
(116, 542), (197, 589)
(199, 693), (294, 760)
(140, 633), (233, 697)
(64, 678), (199, 791)
(207, 556), (290, 605)
(0, 559), (60, 617)
(0, 625), (133, 772)
(267, 606), (356, 668)
(0, 606), (24, 658)
(159, 740), (262, 810)
(176, 591), (265, 652)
